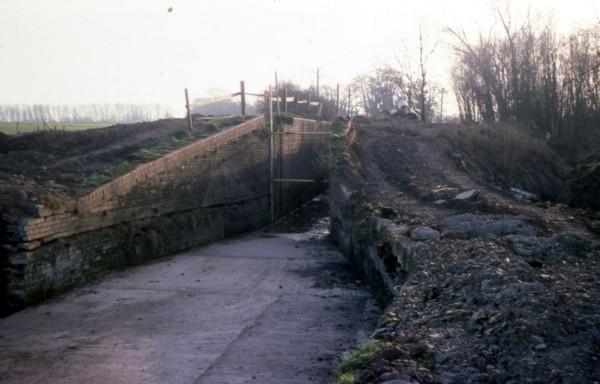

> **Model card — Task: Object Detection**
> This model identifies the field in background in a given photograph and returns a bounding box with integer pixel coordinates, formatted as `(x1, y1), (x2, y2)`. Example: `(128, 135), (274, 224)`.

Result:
(0, 115), (250, 201)
(0, 122), (111, 135)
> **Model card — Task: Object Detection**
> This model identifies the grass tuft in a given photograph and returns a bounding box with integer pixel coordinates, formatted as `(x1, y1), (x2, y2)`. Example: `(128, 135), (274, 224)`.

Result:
(332, 341), (391, 384)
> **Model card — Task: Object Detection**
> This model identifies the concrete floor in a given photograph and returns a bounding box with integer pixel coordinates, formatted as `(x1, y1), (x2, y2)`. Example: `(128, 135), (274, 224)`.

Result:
(0, 199), (378, 384)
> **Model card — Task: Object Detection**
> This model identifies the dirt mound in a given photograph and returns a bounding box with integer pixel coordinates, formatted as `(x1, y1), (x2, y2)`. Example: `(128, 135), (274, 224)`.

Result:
(0, 116), (250, 217)
(332, 118), (600, 384)
(440, 123), (568, 202)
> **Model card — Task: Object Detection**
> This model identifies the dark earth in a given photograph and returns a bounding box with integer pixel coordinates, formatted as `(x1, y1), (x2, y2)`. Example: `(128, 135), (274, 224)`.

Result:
(0, 116), (249, 216)
(337, 120), (600, 384)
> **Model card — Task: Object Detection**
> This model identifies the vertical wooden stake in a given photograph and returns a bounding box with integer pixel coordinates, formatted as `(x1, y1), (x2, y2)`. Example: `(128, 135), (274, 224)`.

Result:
(275, 72), (281, 116)
(308, 92), (311, 115)
(16, 121), (19, 135)
(240, 81), (246, 116)
(283, 87), (288, 114)
(336, 84), (340, 117)
(347, 87), (351, 117)
(316, 67), (320, 99)
(185, 88), (193, 131)
(268, 86), (275, 223)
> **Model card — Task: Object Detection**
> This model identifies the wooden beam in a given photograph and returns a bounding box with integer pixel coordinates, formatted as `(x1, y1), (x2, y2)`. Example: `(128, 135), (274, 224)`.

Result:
(240, 81), (246, 116)
(275, 72), (280, 116)
(347, 87), (351, 117)
(185, 88), (193, 131)
(268, 86), (275, 222)
(316, 67), (320, 98)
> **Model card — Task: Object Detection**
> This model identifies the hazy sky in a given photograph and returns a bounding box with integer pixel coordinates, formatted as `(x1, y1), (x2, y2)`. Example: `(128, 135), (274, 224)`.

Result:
(0, 0), (597, 116)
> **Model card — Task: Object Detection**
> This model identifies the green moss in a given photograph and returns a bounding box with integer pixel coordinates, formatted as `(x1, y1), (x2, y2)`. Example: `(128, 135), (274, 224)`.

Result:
(333, 372), (360, 384)
(332, 341), (392, 384)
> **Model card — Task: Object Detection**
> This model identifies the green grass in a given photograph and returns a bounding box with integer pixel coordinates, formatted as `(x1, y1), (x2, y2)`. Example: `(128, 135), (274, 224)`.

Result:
(332, 341), (392, 384)
(0, 121), (111, 135)
(76, 126), (212, 193)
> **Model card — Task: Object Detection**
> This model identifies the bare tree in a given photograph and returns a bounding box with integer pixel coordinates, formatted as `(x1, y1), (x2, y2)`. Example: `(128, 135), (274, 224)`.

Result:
(449, 11), (600, 155)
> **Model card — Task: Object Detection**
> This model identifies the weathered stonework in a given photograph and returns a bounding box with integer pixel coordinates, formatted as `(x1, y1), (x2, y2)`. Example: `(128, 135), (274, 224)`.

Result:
(328, 120), (416, 306)
(1, 116), (330, 315)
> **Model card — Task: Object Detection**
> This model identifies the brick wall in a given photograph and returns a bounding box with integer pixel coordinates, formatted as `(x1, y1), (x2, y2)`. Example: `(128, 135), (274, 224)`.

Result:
(0, 116), (331, 315)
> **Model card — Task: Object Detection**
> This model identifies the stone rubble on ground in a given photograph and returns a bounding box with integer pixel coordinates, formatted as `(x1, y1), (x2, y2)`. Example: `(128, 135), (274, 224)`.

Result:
(510, 187), (539, 202)
(410, 226), (440, 241)
(330, 121), (600, 384)
(454, 189), (479, 200)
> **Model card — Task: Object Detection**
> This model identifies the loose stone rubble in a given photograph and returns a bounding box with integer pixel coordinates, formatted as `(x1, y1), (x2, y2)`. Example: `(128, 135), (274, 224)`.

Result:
(330, 120), (600, 384)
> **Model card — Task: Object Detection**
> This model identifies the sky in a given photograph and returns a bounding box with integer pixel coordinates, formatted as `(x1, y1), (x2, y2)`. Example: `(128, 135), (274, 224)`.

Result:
(0, 0), (598, 117)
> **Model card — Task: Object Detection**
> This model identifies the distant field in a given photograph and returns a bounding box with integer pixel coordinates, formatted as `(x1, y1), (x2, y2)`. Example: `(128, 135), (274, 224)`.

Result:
(0, 122), (112, 135)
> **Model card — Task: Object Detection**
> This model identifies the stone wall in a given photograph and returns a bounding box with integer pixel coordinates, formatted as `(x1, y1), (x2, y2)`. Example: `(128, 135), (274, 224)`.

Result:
(1, 116), (331, 315)
(328, 120), (412, 305)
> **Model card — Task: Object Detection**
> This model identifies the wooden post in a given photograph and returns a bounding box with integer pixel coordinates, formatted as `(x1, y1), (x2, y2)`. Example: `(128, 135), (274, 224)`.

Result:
(268, 86), (275, 223)
(277, 105), (284, 218)
(283, 87), (288, 114)
(16, 121), (19, 135)
(336, 84), (340, 117)
(347, 87), (351, 117)
(308, 92), (311, 115)
(316, 68), (320, 99)
(185, 88), (193, 131)
(264, 92), (268, 113)
(240, 81), (246, 116)
(275, 72), (281, 116)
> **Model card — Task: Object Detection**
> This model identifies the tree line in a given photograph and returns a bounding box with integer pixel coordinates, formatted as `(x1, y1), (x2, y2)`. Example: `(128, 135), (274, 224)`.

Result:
(0, 103), (174, 123)
(339, 13), (599, 147)
(450, 17), (599, 144)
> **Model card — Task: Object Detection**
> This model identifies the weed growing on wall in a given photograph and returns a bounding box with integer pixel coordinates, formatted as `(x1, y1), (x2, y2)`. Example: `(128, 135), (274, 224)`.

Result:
(329, 118), (349, 177)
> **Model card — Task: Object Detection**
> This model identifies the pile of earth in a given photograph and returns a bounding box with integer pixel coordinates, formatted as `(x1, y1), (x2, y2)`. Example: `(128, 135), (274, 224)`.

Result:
(439, 123), (569, 203)
(358, 228), (600, 384)
(332, 119), (600, 384)
(0, 116), (249, 217)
